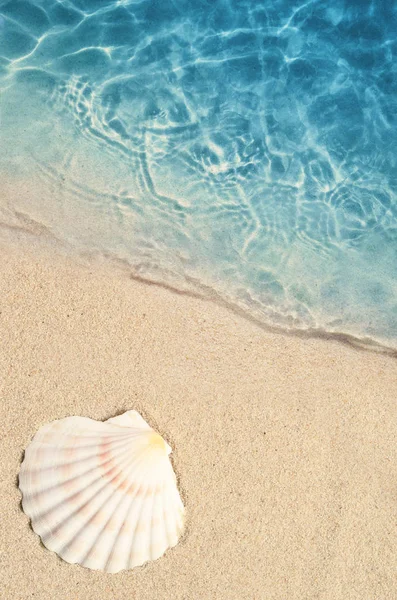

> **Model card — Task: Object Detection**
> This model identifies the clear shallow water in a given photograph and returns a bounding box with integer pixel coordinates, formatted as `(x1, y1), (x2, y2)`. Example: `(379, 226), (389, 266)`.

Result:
(1, 0), (397, 347)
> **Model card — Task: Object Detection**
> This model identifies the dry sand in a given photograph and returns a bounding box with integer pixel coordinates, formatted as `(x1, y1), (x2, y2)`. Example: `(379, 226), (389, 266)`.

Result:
(1, 241), (396, 600)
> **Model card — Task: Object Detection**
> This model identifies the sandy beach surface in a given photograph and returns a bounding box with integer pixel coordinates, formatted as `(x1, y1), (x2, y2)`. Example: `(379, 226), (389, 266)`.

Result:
(1, 240), (396, 600)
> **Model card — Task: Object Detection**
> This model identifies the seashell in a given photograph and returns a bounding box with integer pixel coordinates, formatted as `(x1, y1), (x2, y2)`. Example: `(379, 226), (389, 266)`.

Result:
(19, 410), (184, 573)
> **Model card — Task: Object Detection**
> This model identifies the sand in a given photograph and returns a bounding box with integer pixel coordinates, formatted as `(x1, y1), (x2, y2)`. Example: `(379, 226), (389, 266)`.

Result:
(1, 241), (396, 600)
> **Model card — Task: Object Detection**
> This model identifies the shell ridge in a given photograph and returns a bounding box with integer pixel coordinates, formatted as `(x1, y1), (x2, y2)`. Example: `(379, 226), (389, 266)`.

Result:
(79, 452), (156, 570)
(21, 438), (140, 516)
(162, 481), (175, 548)
(149, 479), (167, 561)
(173, 485), (185, 538)
(33, 430), (143, 451)
(20, 435), (137, 486)
(163, 481), (178, 550)
(85, 479), (151, 573)
(126, 485), (155, 570)
(96, 461), (171, 571)
(35, 431), (141, 447)
(164, 482), (184, 548)
(30, 438), (150, 536)
(24, 428), (170, 531)
(88, 461), (153, 572)
(141, 486), (158, 564)
(54, 458), (150, 569)
(21, 435), (139, 486)
(160, 480), (171, 554)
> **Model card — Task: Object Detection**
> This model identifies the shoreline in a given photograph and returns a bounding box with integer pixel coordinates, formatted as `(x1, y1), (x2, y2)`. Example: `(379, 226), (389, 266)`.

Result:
(0, 213), (395, 358)
(1, 240), (397, 599)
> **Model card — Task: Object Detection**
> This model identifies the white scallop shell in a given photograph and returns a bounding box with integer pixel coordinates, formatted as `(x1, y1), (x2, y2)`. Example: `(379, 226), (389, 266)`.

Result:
(19, 410), (184, 572)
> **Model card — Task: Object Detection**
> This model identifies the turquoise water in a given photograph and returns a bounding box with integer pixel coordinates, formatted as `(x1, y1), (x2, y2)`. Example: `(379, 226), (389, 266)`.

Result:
(1, 0), (397, 347)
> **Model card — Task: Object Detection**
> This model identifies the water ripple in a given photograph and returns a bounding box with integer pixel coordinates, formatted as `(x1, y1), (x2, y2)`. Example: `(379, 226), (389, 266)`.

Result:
(1, 0), (397, 347)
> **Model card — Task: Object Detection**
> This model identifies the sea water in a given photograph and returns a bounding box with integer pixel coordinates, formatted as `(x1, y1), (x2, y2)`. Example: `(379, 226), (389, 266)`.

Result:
(0, 0), (396, 348)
